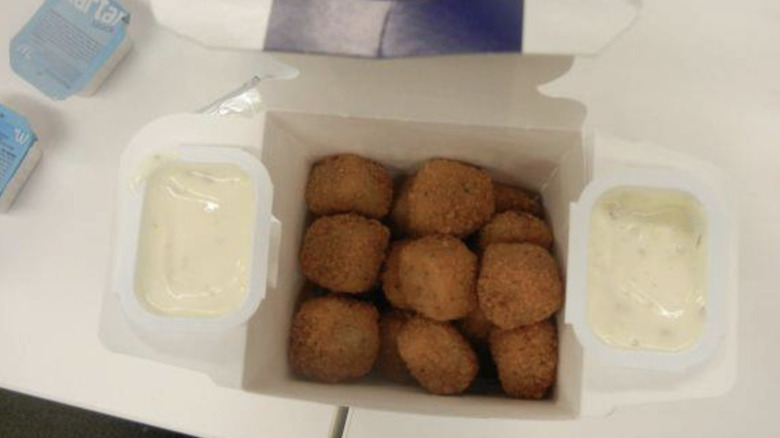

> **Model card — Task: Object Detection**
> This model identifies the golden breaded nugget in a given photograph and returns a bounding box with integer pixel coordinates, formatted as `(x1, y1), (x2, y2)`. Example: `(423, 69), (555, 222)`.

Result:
(398, 317), (479, 395)
(380, 240), (412, 309)
(493, 182), (543, 217)
(376, 312), (413, 383)
(478, 243), (563, 329)
(389, 177), (413, 236)
(490, 320), (558, 399)
(300, 214), (390, 293)
(478, 211), (554, 250)
(391, 159), (494, 237)
(400, 235), (477, 321)
(289, 297), (380, 383)
(305, 154), (393, 218)
(458, 307), (494, 344)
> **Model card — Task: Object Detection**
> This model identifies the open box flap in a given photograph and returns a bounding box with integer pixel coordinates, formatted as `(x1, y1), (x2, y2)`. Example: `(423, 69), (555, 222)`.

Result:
(257, 54), (587, 132)
(574, 133), (739, 416)
(150, 0), (639, 57)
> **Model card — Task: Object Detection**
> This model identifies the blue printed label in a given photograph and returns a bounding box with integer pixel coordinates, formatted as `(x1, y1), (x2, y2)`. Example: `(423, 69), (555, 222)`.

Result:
(265, 0), (523, 57)
(10, 0), (130, 100)
(0, 105), (38, 197)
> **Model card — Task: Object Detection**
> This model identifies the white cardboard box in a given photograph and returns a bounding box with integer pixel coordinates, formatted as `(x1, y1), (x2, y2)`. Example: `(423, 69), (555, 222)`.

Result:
(100, 64), (737, 416)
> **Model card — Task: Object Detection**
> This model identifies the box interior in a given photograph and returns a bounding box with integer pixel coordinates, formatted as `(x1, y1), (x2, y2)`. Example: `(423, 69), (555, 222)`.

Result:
(243, 110), (587, 418)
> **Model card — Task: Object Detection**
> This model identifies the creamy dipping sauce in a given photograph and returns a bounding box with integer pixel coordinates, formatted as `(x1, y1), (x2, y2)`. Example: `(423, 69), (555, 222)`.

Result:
(587, 187), (708, 352)
(135, 161), (256, 317)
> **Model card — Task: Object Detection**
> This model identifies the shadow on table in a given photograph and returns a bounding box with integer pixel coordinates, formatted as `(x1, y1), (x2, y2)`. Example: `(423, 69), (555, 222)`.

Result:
(0, 388), (195, 438)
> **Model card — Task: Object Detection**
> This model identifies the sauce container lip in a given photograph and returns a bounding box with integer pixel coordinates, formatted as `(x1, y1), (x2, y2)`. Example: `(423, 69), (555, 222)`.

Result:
(113, 145), (274, 332)
(564, 168), (729, 371)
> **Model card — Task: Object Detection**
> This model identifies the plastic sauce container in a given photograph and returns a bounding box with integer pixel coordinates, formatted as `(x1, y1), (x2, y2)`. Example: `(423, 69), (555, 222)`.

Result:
(112, 146), (278, 332)
(566, 170), (729, 371)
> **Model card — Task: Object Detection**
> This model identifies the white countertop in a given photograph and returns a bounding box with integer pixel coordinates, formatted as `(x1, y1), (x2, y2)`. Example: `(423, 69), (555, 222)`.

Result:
(345, 0), (780, 436)
(2, 0), (779, 437)
(0, 1), (336, 438)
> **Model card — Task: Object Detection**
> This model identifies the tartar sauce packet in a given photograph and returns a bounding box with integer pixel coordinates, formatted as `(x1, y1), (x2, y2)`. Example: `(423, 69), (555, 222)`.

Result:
(0, 105), (41, 212)
(10, 0), (131, 100)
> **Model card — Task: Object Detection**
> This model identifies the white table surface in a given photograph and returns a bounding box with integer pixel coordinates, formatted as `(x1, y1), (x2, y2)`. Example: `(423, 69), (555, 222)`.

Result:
(345, 0), (780, 436)
(0, 2), (337, 438)
(2, 0), (779, 437)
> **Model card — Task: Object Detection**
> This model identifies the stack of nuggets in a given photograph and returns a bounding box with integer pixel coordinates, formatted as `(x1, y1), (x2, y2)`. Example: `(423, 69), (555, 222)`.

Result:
(290, 154), (564, 400)
(292, 154), (392, 383)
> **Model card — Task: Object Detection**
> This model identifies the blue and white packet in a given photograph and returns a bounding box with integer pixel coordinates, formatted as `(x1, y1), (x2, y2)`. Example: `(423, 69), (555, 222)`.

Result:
(0, 105), (41, 212)
(10, 0), (132, 100)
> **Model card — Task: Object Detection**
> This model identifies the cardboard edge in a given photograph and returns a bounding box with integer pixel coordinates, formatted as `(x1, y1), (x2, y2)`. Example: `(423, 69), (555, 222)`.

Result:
(150, 0), (272, 50)
(523, 0), (641, 55)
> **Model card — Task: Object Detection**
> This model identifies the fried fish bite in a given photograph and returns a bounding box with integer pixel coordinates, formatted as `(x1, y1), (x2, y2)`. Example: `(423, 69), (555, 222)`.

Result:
(376, 312), (413, 383)
(397, 317), (479, 395)
(489, 320), (558, 399)
(477, 243), (563, 329)
(380, 240), (412, 309)
(458, 307), (495, 344)
(300, 214), (390, 293)
(399, 235), (477, 321)
(478, 211), (554, 250)
(289, 297), (380, 383)
(493, 182), (543, 217)
(305, 154), (393, 218)
(391, 159), (494, 237)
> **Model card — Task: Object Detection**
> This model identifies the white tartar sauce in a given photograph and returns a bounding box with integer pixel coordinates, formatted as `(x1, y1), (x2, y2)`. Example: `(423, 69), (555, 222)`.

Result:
(587, 187), (708, 352)
(135, 161), (256, 317)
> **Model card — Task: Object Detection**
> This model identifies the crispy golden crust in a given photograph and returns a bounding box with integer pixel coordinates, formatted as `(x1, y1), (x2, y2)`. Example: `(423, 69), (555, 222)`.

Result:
(305, 154), (394, 218)
(376, 312), (413, 383)
(478, 211), (554, 250)
(493, 182), (543, 217)
(390, 177), (413, 236)
(458, 306), (494, 344)
(489, 320), (558, 399)
(300, 214), (390, 293)
(478, 244), (563, 329)
(380, 240), (412, 309)
(399, 235), (477, 321)
(397, 317), (479, 395)
(289, 297), (380, 383)
(391, 159), (494, 237)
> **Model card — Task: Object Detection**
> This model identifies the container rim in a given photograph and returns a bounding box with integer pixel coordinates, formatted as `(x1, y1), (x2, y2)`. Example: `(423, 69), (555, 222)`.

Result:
(565, 168), (730, 372)
(113, 145), (274, 332)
